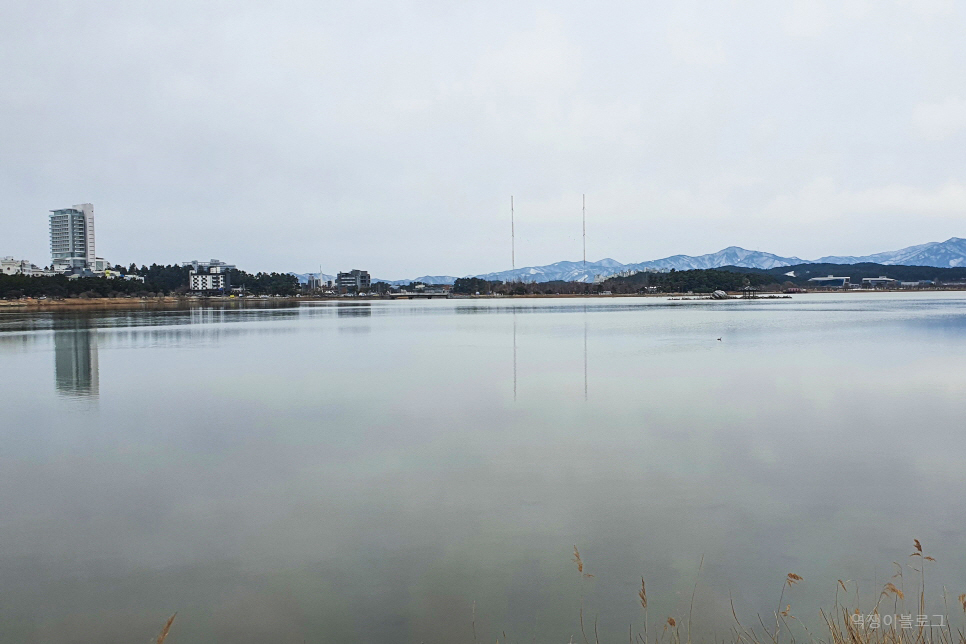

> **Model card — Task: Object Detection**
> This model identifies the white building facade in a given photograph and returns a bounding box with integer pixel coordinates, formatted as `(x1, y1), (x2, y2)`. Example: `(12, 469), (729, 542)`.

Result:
(50, 203), (96, 272)
(184, 259), (235, 293)
(1, 257), (46, 276)
(190, 272), (227, 291)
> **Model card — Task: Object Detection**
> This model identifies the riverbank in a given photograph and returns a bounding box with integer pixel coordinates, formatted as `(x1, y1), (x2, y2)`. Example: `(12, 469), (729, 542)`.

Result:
(2, 288), (963, 311)
(0, 296), (187, 310)
(0, 294), (633, 311)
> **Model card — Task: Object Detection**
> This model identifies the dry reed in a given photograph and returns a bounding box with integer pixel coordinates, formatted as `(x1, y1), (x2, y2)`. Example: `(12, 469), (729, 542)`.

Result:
(142, 540), (964, 644)
(611, 540), (960, 644)
(154, 613), (176, 644)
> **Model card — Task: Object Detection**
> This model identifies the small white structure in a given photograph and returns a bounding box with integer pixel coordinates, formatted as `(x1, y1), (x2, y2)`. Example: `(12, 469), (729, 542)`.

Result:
(1, 257), (45, 276)
(102, 268), (144, 282)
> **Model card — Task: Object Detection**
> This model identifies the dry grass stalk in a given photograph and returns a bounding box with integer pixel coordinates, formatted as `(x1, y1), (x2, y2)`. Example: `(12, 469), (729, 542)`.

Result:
(882, 582), (904, 600)
(155, 613), (176, 644)
(573, 545), (593, 579)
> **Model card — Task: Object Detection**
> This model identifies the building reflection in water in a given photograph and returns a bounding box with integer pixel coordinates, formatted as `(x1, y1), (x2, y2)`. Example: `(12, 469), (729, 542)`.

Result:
(53, 328), (99, 398)
(336, 302), (372, 317)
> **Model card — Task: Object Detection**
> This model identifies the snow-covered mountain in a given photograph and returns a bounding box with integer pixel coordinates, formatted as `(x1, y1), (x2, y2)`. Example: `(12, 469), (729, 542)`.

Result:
(815, 237), (966, 267)
(374, 275), (458, 286)
(626, 246), (804, 272)
(452, 248), (803, 283)
(301, 237), (966, 285)
(471, 259), (625, 284)
(459, 238), (966, 282)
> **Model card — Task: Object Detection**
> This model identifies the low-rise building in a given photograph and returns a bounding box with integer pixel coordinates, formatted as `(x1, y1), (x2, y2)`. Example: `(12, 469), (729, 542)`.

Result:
(184, 259), (235, 294)
(807, 275), (850, 288)
(1, 257), (46, 276)
(102, 268), (145, 282)
(861, 276), (897, 288)
(337, 269), (371, 293)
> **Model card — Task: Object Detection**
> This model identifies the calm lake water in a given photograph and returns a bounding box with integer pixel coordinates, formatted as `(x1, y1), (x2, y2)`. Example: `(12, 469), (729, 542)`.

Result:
(1, 293), (965, 643)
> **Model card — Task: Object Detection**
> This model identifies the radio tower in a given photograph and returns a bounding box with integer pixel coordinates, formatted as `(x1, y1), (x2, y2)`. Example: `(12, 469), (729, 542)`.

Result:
(511, 195), (515, 270)
(582, 194), (586, 268)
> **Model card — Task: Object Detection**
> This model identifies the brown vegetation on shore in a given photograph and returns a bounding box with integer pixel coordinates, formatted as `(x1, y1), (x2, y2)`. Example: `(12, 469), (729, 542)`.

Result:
(141, 540), (962, 643)
(564, 540), (962, 644)
(0, 296), (184, 310)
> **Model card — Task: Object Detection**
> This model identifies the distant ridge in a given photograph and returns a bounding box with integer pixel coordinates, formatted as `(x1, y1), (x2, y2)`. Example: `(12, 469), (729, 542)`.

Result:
(815, 237), (966, 267)
(296, 237), (966, 286)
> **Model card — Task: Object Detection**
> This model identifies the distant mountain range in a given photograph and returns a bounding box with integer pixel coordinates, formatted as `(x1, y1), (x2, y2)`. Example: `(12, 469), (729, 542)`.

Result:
(292, 237), (966, 286)
(813, 237), (966, 267)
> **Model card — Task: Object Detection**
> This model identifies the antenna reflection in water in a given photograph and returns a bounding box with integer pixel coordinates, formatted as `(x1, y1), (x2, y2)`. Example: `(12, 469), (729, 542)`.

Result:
(53, 327), (99, 398)
(584, 311), (588, 401)
(512, 308), (517, 401)
(509, 306), (591, 402)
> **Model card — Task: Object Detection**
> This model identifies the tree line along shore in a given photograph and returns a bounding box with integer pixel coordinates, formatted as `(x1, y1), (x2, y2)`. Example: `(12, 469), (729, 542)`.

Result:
(0, 264), (300, 300)
(3, 262), (966, 303)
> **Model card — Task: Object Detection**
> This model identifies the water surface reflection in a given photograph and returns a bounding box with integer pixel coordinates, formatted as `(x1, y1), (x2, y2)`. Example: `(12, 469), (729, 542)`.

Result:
(53, 327), (99, 397)
(1, 294), (965, 643)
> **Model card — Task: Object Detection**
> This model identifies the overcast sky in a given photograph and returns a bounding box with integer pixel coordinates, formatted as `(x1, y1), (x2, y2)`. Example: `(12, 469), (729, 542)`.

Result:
(3, 0), (966, 278)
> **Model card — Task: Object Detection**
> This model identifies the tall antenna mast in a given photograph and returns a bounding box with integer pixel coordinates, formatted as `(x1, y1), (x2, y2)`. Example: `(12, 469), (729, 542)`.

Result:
(511, 195), (515, 270)
(582, 194), (586, 267)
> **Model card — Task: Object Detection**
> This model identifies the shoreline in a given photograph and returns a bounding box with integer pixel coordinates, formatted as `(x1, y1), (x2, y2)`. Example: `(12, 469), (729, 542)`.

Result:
(2, 288), (964, 312)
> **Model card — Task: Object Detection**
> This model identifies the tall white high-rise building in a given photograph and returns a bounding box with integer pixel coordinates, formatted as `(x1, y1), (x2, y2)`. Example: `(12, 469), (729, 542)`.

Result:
(49, 203), (95, 271)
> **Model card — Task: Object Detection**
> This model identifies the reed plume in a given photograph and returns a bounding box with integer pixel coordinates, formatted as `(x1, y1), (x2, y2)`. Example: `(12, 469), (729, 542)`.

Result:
(155, 613), (176, 644)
